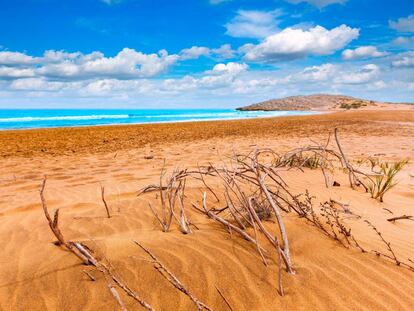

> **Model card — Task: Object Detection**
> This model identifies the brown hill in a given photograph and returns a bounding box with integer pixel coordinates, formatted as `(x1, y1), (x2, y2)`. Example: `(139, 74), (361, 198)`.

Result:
(236, 94), (411, 111)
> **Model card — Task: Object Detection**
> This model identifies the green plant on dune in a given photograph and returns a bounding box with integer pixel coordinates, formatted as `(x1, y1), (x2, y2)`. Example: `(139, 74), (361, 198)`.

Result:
(367, 159), (408, 202)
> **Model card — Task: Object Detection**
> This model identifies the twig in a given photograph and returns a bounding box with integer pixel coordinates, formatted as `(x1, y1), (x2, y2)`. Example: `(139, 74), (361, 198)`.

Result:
(330, 199), (351, 214)
(40, 177), (155, 311)
(334, 128), (355, 189)
(134, 240), (213, 311)
(365, 220), (400, 265)
(387, 215), (413, 222)
(215, 286), (234, 311)
(101, 185), (111, 218)
(83, 270), (96, 281)
(106, 277), (128, 311)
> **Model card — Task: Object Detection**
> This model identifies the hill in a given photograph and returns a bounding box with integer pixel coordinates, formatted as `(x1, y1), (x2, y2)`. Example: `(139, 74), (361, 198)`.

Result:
(236, 94), (411, 111)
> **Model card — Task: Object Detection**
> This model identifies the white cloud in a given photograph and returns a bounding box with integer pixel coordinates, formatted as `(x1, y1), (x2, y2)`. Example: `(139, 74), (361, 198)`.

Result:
(10, 78), (66, 91)
(368, 80), (386, 90)
(393, 36), (414, 45)
(209, 62), (248, 75)
(288, 63), (381, 86)
(334, 64), (380, 84)
(295, 63), (337, 82)
(179, 46), (210, 60)
(37, 48), (179, 79)
(242, 25), (359, 62)
(1, 44), (413, 107)
(286, 0), (347, 9)
(342, 46), (388, 60)
(179, 45), (236, 61)
(392, 51), (414, 68)
(0, 67), (35, 79)
(42, 50), (92, 63)
(389, 15), (414, 33)
(0, 51), (37, 66)
(225, 10), (282, 39)
(212, 44), (235, 59)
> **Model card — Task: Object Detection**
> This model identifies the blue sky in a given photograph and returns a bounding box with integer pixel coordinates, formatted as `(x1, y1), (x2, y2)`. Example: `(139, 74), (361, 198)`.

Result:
(0, 0), (413, 108)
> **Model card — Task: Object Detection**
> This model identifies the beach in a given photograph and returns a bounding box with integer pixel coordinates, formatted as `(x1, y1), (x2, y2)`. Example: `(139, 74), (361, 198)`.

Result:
(1, 109), (414, 310)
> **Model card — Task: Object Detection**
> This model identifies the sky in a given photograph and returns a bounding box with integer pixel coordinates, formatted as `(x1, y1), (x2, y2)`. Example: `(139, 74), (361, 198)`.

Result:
(0, 0), (413, 109)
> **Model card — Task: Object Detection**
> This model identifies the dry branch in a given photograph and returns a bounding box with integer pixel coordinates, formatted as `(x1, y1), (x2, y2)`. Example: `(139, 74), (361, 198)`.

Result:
(134, 240), (213, 311)
(365, 220), (400, 265)
(101, 185), (111, 218)
(40, 177), (155, 311)
(387, 215), (413, 222)
(215, 286), (234, 311)
(83, 270), (96, 281)
(334, 128), (368, 191)
(106, 277), (128, 311)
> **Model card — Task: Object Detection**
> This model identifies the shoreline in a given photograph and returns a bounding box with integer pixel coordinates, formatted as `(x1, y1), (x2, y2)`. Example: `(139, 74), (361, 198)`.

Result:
(0, 110), (320, 132)
(1, 109), (414, 159)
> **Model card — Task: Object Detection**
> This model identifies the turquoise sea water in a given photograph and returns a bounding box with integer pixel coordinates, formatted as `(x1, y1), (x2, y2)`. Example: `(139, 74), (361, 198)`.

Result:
(0, 109), (317, 130)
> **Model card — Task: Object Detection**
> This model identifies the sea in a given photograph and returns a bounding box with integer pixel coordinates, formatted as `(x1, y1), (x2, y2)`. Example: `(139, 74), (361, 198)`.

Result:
(0, 109), (317, 130)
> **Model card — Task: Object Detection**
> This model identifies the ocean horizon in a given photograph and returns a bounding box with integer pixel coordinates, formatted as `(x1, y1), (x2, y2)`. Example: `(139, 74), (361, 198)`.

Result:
(0, 109), (317, 130)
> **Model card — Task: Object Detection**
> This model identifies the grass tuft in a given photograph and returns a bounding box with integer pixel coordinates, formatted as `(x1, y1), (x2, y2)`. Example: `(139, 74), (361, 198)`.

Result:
(367, 159), (408, 202)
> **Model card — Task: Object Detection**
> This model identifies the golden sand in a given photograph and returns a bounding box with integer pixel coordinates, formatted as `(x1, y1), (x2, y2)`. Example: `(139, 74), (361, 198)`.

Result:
(0, 110), (413, 310)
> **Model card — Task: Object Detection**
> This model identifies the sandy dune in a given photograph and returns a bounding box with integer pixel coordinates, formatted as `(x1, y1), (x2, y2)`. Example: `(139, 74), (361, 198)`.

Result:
(0, 110), (413, 310)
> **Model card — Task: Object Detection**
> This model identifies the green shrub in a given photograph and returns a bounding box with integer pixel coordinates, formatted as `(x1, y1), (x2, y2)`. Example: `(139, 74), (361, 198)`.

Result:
(367, 159), (408, 202)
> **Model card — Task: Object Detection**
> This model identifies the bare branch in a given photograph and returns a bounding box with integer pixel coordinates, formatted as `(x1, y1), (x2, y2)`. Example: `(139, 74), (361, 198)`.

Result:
(134, 240), (213, 311)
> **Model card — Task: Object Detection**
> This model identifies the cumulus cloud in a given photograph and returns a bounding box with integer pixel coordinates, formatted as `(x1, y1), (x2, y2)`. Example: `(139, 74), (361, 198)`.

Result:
(334, 64), (380, 84)
(241, 25), (359, 62)
(179, 45), (236, 61)
(295, 63), (337, 82)
(1, 45), (412, 107)
(10, 78), (67, 91)
(287, 63), (381, 86)
(392, 51), (414, 68)
(36, 48), (179, 79)
(212, 44), (235, 59)
(286, 0), (347, 9)
(389, 15), (414, 33)
(209, 62), (248, 75)
(0, 48), (181, 91)
(225, 10), (282, 39)
(0, 67), (35, 79)
(179, 46), (210, 60)
(0, 51), (37, 66)
(342, 46), (388, 60)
